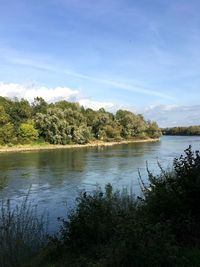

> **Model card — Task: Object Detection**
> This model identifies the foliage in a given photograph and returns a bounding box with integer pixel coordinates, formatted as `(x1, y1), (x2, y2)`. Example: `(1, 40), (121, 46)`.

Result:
(37, 146), (200, 267)
(0, 122), (15, 145)
(162, 125), (200, 136)
(34, 109), (73, 144)
(40, 187), (178, 267)
(145, 121), (162, 138)
(72, 125), (92, 144)
(18, 122), (39, 143)
(0, 106), (15, 144)
(0, 193), (47, 267)
(0, 96), (161, 145)
(0, 106), (10, 125)
(116, 110), (144, 138)
(7, 98), (32, 127)
(32, 97), (48, 115)
(144, 146), (200, 246)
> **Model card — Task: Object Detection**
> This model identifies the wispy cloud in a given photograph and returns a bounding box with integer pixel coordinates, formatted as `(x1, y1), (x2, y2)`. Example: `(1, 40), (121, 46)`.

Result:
(0, 47), (175, 101)
(61, 70), (175, 100)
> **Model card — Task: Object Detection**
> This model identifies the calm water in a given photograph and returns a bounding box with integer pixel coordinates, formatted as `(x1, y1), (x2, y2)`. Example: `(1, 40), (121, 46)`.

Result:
(0, 136), (200, 231)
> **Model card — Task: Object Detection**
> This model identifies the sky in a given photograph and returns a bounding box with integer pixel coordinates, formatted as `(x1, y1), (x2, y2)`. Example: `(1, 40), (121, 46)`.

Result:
(0, 0), (200, 127)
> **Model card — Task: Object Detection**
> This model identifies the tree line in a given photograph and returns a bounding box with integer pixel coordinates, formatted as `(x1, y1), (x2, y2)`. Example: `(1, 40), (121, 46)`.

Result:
(162, 126), (200, 136)
(0, 96), (161, 145)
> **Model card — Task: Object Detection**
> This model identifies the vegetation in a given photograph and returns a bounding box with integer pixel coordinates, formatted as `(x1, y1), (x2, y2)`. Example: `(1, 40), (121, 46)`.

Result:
(0, 96), (161, 146)
(162, 125), (200, 136)
(1, 146), (200, 266)
(0, 193), (47, 267)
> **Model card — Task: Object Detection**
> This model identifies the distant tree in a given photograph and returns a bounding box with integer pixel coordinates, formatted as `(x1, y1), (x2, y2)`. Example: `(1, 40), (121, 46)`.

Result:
(146, 121), (161, 138)
(18, 122), (39, 143)
(83, 108), (97, 127)
(72, 125), (92, 144)
(0, 96), (161, 146)
(0, 106), (10, 125)
(163, 126), (200, 136)
(32, 97), (48, 115)
(115, 110), (148, 138)
(54, 101), (81, 111)
(0, 123), (15, 145)
(0, 106), (15, 144)
(92, 112), (113, 140)
(34, 109), (72, 144)
(8, 98), (32, 127)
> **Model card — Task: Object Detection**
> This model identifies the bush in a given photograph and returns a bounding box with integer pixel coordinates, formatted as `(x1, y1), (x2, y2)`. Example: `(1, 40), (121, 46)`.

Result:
(43, 185), (179, 267)
(144, 146), (200, 246)
(41, 146), (200, 267)
(0, 193), (47, 267)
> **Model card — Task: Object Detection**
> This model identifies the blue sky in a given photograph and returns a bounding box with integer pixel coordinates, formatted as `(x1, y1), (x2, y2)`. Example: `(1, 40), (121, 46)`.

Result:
(1, 0), (200, 126)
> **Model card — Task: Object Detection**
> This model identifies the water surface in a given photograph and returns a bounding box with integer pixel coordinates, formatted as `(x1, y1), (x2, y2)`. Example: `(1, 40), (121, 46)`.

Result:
(0, 136), (200, 231)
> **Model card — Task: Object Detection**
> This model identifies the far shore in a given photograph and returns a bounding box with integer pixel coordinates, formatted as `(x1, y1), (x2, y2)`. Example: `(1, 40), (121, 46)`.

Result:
(0, 138), (160, 153)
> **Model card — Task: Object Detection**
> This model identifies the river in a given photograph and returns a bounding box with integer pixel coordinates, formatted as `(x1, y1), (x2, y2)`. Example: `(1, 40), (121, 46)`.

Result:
(0, 135), (200, 231)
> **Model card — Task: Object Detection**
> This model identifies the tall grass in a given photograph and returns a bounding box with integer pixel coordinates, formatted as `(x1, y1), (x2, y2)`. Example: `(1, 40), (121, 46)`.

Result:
(0, 192), (48, 267)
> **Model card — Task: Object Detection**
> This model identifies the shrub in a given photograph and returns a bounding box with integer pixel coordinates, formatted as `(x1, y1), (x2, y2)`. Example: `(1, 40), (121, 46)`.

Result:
(0, 193), (47, 267)
(43, 185), (179, 267)
(144, 146), (200, 246)
(42, 146), (200, 266)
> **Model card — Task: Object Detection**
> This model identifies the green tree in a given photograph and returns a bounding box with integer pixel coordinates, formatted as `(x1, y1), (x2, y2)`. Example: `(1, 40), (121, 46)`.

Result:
(0, 106), (15, 144)
(8, 98), (32, 127)
(18, 122), (39, 143)
(116, 110), (147, 138)
(34, 109), (72, 144)
(0, 106), (10, 125)
(0, 123), (15, 145)
(54, 100), (81, 111)
(146, 121), (161, 138)
(72, 125), (92, 144)
(92, 111), (114, 140)
(32, 97), (48, 115)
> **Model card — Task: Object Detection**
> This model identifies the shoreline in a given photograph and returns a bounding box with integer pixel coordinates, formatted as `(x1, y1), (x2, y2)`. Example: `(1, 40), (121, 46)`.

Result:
(0, 138), (160, 153)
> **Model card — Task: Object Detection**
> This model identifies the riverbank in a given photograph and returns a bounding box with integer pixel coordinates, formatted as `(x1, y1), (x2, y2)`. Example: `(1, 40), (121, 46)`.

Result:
(0, 138), (160, 153)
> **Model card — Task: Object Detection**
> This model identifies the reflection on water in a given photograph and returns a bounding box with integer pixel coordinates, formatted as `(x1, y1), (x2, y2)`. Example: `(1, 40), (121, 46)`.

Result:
(0, 136), (200, 231)
(0, 175), (8, 190)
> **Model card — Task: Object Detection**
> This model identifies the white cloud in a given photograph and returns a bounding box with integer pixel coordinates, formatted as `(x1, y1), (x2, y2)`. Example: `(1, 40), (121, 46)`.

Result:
(143, 105), (200, 127)
(144, 104), (177, 112)
(0, 82), (115, 110)
(79, 99), (114, 110)
(0, 82), (79, 102)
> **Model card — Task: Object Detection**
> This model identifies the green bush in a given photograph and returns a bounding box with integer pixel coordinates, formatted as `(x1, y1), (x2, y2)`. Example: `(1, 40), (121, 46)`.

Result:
(144, 146), (200, 246)
(42, 186), (179, 267)
(40, 147), (200, 267)
(0, 193), (47, 267)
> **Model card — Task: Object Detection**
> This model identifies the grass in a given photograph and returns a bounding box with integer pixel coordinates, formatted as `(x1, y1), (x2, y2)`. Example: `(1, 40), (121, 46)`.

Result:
(0, 191), (48, 267)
